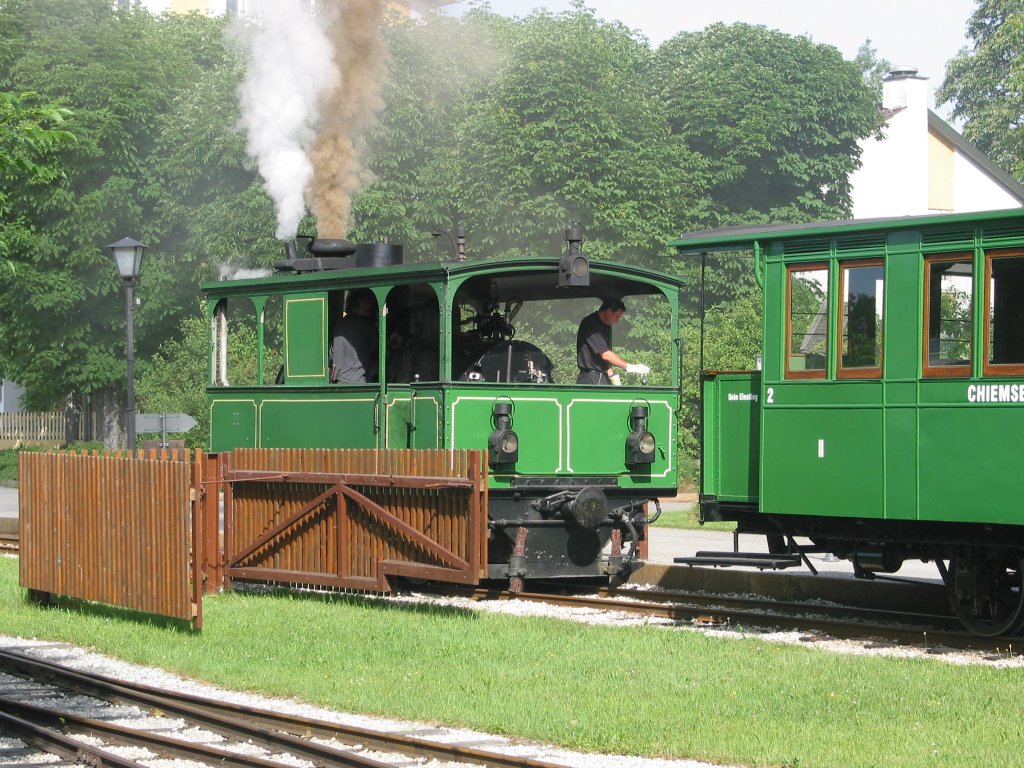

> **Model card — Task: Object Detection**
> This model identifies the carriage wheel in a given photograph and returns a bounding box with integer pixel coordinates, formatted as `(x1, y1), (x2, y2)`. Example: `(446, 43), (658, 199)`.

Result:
(953, 549), (1024, 637)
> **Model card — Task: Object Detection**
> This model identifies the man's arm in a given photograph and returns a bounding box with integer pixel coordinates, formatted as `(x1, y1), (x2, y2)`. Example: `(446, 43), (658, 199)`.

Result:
(600, 349), (629, 369)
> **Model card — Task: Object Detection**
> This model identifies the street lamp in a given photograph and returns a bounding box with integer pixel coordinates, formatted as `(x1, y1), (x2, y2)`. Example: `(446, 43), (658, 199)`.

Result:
(108, 237), (146, 451)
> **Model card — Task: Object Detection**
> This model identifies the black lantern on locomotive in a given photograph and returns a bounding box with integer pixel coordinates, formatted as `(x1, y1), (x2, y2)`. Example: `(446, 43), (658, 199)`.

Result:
(488, 401), (519, 465)
(625, 404), (656, 465)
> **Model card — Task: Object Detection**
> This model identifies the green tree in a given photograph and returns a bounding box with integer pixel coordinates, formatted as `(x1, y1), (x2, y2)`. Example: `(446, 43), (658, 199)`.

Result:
(0, 1), (235, 439)
(451, 7), (706, 261)
(355, 5), (707, 263)
(650, 23), (882, 227)
(0, 90), (76, 264)
(937, 0), (1024, 180)
(853, 40), (892, 96)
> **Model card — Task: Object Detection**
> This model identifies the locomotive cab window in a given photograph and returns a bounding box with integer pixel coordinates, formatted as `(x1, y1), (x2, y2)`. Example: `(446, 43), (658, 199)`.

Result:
(984, 249), (1024, 376)
(785, 264), (829, 379)
(924, 255), (973, 377)
(837, 260), (884, 378)
(210, 296), (265, 387)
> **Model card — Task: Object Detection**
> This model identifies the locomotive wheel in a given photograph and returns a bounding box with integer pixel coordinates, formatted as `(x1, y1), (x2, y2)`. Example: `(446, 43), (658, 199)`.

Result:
(953, 549), (1024, 637)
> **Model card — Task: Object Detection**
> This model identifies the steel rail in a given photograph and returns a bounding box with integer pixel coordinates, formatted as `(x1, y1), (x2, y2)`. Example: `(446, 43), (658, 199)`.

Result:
(0, 649), (570, 768)
(441, 585), (1017, 652)
(0, 707), (147, 768)
(0, 695), (294, 768)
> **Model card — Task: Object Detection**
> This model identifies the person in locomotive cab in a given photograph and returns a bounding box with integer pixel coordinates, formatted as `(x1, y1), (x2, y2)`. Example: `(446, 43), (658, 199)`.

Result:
(330, 288), (378, 383)
(575, 298), (650, 385)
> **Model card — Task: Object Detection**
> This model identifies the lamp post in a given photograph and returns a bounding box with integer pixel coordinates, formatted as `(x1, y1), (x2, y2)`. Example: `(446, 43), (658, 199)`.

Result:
(108, 237), (146, 451)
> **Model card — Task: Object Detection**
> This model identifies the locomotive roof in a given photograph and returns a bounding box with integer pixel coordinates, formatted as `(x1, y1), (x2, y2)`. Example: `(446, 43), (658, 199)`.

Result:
(202, 255), (685, 300)
(669, 207), (1024, 254)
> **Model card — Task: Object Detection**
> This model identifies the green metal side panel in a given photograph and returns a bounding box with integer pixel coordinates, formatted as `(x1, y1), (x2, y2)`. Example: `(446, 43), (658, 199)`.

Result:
(565, 394), (674, 485)
(384, 388), (442, 449)
(702, 372), (760, 502)
(284, 295), (328, 382)
(259, 392), (378, 448)
(448, 389), (563, 477)
(918, 383), (1024, 525)
(209, 399), (257, 452)
(882, 404), (917, 520)
(760, 391), (884, 519)
(446, 385), (676, 490)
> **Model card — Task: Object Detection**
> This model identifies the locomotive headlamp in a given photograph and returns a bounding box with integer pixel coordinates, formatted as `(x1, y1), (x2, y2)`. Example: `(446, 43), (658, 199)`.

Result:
(625, 405), (656, 465)
(488, 402), (519, 465)
(559, 225), (590, 287)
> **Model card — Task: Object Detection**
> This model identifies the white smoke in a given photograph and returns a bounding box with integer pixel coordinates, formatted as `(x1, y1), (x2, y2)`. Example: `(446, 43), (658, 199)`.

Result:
(217, 264), (273, 281)
(234, 2), (339, 239)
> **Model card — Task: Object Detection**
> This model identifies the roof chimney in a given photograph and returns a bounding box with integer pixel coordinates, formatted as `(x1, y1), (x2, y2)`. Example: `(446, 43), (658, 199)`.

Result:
(885, 65), (922, 81)
(882, 65), (929, 111)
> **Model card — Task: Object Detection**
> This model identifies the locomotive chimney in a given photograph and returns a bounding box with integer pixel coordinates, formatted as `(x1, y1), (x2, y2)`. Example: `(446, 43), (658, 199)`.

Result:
(456, 223), (467, 262)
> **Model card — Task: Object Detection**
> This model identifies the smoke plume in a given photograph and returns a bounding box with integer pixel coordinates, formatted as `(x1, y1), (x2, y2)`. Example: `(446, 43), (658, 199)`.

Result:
(235, 2), (337, 239)
(308, 0), (388, 239)
(235, 0), (387, 241)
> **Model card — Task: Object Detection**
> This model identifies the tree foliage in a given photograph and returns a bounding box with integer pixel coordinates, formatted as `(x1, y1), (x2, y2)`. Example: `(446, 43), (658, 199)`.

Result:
(0, 0), (247, 416)
(0, 1), (883, 464)
(938, 0), (1024, 180)
(0, 90), (76, 264)
(650, 23), (882, 227)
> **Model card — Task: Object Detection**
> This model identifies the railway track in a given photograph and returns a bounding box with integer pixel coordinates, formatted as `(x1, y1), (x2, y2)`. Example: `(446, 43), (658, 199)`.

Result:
(0, 648), (573, 768)
(433, 579), (1021, 654)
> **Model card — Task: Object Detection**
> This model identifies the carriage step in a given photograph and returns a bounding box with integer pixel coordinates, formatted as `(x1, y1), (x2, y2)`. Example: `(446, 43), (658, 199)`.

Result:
(674, 551), (803, 570)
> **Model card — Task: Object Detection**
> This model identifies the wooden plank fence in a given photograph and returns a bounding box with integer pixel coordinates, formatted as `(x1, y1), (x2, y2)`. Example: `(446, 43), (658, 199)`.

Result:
(0, 411), (65, 449)
(223, 448), (489, 593)
(16, 447), (490, 627)
(19, 450), (203, 626)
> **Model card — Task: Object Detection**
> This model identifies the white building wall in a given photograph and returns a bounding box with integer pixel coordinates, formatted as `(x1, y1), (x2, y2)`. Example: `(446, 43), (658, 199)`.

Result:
(851, 72), (932, 219)
(851, 67), (1024, 218)
(952, 153), (1024, 212)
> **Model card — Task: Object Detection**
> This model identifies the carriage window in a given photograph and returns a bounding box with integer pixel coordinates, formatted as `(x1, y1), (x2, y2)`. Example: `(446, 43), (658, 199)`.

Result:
(838, 260), (884, 378)
(985, 250), (1024, 375)
(924, 256), (973, 376)
(786, 264), (829, 379)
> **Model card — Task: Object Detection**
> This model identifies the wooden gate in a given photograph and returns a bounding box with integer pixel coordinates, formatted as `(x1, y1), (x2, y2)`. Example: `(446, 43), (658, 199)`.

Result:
(19, 450), (204, 626)
(221, 449), (488, 591)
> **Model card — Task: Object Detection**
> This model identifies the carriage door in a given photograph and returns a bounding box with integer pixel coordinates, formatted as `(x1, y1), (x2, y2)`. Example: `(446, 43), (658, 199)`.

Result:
(383, 284), (442, 449)
(760, 260), (886, 520)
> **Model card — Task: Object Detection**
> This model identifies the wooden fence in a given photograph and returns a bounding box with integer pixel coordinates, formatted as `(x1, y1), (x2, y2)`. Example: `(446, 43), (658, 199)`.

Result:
(17, 448), (488, 626)
(19, 450), (204, 626)
(223, 448), (489, 592)
(0, 411), (65, 449)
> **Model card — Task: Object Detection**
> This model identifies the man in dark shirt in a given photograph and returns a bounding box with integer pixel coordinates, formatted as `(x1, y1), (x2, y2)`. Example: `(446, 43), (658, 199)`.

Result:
(330, 288), (378, 383)
(576, 299), (650, 385)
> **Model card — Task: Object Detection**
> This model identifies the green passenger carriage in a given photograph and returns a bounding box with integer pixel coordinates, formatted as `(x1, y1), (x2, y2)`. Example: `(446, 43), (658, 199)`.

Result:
(204, 236), (685, 584)
(674, 208), (1024, 636)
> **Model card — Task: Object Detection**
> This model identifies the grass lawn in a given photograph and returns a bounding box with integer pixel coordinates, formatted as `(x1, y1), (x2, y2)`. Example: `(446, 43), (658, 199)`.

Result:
(0, 555), (1020, 767)
(653, 504), (735, 532)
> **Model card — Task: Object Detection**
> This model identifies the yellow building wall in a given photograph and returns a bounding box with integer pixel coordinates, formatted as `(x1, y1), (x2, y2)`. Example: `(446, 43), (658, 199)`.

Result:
(928, 131), (956, 212)
(169, 0), (208, 12)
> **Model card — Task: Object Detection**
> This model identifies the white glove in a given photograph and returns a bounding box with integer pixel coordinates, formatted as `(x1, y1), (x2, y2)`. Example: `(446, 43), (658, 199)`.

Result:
(626, 363), (650, 376)
(609, 373), (623, 386)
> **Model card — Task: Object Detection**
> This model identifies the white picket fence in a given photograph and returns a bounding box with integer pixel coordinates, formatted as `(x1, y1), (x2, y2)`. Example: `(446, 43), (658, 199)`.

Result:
(0, 411), (65, 448)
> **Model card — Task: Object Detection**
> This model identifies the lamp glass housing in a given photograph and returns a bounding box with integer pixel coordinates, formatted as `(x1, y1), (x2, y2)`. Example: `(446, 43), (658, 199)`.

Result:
(108, 237), (146, 280)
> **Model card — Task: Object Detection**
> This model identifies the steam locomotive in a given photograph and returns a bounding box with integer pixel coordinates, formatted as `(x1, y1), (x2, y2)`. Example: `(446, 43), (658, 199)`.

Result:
(204, 231), (685, 584)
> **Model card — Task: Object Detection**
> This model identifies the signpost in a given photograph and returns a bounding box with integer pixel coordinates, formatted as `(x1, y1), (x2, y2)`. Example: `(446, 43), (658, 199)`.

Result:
(135, 413), (198, 448)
